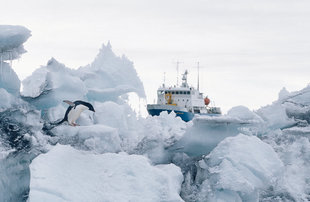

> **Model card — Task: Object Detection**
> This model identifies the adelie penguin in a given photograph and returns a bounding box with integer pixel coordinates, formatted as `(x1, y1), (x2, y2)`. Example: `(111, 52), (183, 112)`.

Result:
(57, 100), (95, 126)
(42, 100), (95, 132)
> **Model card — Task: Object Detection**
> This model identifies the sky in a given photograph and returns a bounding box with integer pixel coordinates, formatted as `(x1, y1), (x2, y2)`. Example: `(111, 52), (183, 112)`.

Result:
(1, 0), (310, 113)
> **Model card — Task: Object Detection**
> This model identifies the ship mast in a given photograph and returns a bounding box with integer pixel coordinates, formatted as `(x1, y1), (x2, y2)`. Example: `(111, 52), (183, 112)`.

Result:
(197, 62), (200, 91)
(163, 72), (166, 87)
(174, 60), (183, 87)
(176, 61), (180, 86)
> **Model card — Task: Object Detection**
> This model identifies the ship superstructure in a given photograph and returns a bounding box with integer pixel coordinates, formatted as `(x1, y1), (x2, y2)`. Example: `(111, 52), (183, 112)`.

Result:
(147, 70), (221, 122)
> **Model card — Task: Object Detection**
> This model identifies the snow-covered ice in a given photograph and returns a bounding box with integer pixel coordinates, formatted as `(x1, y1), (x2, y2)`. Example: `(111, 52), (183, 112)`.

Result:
(1, 25), (310, 202)
(0, 25), (30, 95)
(0, 25), (31, 61)
(28, 144), (184, 202)
(197, 134), (283, 202)
(51, 124), (122, 153)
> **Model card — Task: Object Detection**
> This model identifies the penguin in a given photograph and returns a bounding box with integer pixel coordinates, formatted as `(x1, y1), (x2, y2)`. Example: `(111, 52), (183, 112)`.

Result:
(57, 100), (95, 126)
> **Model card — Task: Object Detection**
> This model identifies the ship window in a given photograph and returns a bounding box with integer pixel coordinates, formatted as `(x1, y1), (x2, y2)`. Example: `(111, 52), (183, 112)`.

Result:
(165, 91), (168, 94)
(172, 91), (175, 94)
(176, 91), (179, 94)
(183, 99), (184, 101)
(187, 91), (190, 95)
(158, 90), (164, 95)
(194, 109), (200, 113)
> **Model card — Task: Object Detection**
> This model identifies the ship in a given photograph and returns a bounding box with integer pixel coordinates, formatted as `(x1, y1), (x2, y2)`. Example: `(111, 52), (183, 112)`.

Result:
(147, 69), (221, 122)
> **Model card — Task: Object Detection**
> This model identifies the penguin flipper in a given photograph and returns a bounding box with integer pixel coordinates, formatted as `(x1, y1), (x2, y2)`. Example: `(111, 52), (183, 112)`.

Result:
(63, 100), (75, 107)
(52, 118), (66, 125)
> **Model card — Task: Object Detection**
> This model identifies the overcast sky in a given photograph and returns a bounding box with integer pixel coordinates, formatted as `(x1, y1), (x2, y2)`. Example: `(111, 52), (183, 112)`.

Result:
(2, 0), (310, 112)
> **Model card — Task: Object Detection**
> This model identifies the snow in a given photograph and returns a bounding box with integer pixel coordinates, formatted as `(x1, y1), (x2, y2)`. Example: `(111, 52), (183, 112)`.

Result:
(28, 144), (184, 202)
(197, 134), (283, 202)
(51, 125), (122, 153)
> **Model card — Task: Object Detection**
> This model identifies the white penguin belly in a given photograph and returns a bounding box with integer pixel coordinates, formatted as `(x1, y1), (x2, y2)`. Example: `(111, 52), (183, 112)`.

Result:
(68, 105), (88, 124)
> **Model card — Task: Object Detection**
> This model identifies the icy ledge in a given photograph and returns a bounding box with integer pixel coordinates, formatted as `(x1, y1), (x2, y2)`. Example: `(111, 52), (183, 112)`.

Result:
(28, 144), (184, 202)
(0, 25), (31, 60)
(197, 134), (284, 202)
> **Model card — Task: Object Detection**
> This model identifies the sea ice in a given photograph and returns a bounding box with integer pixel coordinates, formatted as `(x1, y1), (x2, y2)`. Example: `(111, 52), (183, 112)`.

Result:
(0, 25), (31, 61)
(28, 144), (184, 202)
(50, 124), (122, 153)
(0, 61), (21, 95)
(0, 88), (14, 110)
(197, 134), (283, 202)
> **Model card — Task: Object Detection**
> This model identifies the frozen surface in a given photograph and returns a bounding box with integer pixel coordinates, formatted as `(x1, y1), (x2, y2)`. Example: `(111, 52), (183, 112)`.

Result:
(0, 61), (21, 95)
(21, 58), (87, 110)
(51, 124), (122, 153)
(80, 42), (145, 99)
(0, 25), (31, 60)
(197, 134), (283, 202)
(28, 144), (184, 202)
(21, 67), (49, 98)
(256, 85), (310, 130)
(0, 88), (15, 110)
(0, 25), (30, 95)
(22, 43), (145, 112)
(135, 111), (188, 164)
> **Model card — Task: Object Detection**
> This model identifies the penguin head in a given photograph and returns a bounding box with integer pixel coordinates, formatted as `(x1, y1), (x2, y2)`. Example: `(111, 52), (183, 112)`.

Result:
(83, 102), (95, 112)
(74, 100), (95, 112)
(88, 104), (95, 112)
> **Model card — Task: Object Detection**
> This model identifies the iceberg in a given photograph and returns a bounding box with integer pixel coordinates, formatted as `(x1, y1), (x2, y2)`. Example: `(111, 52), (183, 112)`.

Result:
(0, 25), (31, 95)
(0, 61), (21, 95)
(256, 85), (310, 130)
(21, 42), (145, 119)
(134, 111), (188, 164)
(0, 25), (31, 61)
(21, 58), (87, 110)
(28, 144), (184, 202)
(80, 42), (145, 99)
(197, 134), (284, 202)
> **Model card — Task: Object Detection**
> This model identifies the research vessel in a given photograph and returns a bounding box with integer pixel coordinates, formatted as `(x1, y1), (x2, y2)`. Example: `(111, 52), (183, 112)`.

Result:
(147, 69), (221, 122)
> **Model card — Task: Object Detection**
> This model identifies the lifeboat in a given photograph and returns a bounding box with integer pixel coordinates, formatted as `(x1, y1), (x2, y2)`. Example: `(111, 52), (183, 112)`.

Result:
(204, 97), (210, 106)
